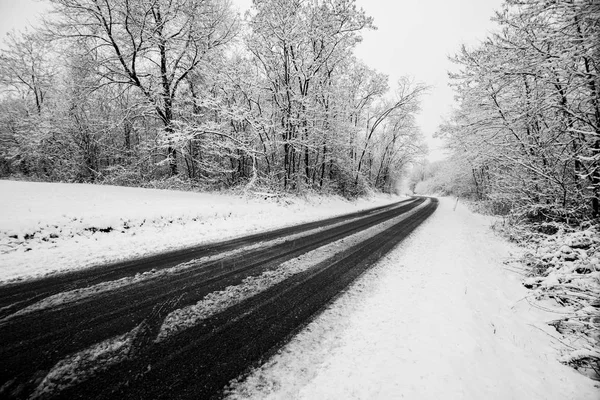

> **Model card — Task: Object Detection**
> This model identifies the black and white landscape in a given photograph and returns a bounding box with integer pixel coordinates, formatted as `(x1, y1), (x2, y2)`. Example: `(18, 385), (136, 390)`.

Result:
(0, 0), (598, 399)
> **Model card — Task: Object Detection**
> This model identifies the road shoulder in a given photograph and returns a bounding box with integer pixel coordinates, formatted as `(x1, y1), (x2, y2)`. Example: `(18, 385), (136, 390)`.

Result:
(225, 197), (599, 400)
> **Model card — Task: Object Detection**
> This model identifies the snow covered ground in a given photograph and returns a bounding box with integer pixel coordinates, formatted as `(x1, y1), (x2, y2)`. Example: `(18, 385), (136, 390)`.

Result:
(0, 180), (403, 282)
(3, 181), (597, 399)
(225, 197), (599, 400)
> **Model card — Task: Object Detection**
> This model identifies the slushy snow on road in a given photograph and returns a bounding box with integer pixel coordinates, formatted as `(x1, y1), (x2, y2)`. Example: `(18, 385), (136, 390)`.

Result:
(225, 198), (599, 400)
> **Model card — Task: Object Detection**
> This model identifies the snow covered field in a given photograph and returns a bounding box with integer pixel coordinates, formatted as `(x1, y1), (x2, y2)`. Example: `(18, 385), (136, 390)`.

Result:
(0, 180), (402, 282)
(225, 197), (599, 400)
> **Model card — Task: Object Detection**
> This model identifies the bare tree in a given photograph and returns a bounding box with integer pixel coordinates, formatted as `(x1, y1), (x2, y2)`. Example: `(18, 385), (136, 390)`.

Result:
(47, 0), (238, 175)
(441, 0), (600, 220)
(0, 30), (55, 114)
(355, 78), (427, 185)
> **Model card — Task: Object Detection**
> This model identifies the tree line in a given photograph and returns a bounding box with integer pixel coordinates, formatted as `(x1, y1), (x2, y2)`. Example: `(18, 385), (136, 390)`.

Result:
(0, 0), (426, 196)
(434, 0), (599, 222)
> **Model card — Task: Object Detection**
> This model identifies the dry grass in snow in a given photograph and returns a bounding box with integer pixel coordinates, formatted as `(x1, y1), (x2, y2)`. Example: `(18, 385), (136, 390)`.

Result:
(509, 224), (600, 380)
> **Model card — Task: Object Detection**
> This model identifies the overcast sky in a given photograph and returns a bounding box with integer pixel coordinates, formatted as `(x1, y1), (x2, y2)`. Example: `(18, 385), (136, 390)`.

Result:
(0, 0), (504, 161)
(352, 0), (505, 160)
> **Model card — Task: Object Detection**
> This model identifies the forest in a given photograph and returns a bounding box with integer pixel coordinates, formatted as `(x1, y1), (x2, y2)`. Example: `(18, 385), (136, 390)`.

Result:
(1, 0), (598, 224)
(0, 0), (426, 197)
(412, 0), (600, 223)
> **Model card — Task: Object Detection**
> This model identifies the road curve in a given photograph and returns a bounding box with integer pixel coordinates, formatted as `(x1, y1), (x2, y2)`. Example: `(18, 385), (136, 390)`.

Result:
(0, 197), (438, 399)
(0, 198), (411, 318)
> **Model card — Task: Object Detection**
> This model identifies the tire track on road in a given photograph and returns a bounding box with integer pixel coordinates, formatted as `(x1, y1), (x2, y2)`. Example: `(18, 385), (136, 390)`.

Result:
(0, 199), (411, 317)
(0, 198), (435, 399)
(60, 199), (439, 400)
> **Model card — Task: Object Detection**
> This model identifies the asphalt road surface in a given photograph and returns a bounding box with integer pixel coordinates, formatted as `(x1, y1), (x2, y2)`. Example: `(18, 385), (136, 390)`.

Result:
(0, 197), (438, 399)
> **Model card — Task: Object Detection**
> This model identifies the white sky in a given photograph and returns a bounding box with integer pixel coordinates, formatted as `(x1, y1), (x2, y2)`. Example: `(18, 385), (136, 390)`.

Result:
(0, 0), (504, 161)
(352, 0), (504, 161)
(0, 1), (50, 36)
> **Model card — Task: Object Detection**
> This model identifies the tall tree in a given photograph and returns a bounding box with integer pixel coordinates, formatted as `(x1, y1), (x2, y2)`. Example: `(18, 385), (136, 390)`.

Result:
(0, 30), (55, 114)
(47, 0), (238, 175)
(247, 0), (373, 188)
(441, 0), (600, 220)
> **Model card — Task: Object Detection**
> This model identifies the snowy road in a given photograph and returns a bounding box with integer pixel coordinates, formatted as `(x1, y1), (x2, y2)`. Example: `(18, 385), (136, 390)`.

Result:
(226, 198), (599, 400)
(0, 197), (437, 399)
(0, 198), (407, 318)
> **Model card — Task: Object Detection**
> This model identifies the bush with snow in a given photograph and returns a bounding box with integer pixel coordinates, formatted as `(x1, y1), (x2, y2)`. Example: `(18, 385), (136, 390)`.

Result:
(508, 224), (600, 380)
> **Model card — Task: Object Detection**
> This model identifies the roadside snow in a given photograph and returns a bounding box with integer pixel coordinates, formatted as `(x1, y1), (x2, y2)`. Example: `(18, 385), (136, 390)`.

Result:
(225, 197), (599, 400)
(0, 180), (402, 283)
(517, 226), (600, 380)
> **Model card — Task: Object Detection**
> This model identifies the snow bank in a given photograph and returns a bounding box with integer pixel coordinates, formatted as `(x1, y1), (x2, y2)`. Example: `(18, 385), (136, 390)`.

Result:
(225, 198), (599, 400)
(0, 180), (402, 282)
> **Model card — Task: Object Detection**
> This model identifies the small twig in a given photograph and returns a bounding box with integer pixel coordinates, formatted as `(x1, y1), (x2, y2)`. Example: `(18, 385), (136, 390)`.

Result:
(511, 294), (536, 309)
(502, 265), (528, 275)
(524, 295), (576, 315)
(527, 323), (577, 350)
